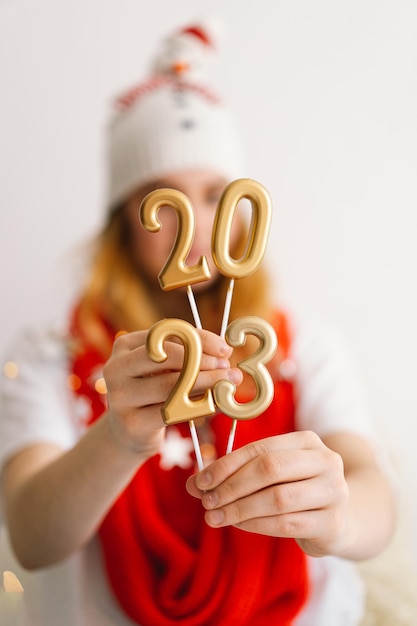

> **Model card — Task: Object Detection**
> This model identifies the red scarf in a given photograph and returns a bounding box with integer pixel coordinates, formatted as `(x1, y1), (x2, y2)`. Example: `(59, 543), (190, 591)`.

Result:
(70, 310), (308, 625)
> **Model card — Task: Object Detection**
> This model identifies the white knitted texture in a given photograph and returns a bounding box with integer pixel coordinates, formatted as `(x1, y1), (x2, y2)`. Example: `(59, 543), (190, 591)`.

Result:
(106, 82), (243, 210)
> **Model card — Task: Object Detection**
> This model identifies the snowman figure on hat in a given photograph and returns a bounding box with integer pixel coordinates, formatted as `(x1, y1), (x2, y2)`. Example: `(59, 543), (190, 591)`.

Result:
(153, 19), (222, 80)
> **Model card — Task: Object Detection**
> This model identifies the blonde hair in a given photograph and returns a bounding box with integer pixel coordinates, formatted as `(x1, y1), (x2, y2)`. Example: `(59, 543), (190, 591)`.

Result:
(74, 204), (274, 359)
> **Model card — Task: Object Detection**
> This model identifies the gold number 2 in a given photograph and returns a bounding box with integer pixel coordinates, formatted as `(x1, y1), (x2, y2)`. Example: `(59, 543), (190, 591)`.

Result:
(146, 318), (216, 425)
(139, 188), (211, 291)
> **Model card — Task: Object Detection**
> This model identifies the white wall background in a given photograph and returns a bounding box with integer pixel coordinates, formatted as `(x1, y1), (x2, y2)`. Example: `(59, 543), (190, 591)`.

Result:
(1, 0), (416, 565)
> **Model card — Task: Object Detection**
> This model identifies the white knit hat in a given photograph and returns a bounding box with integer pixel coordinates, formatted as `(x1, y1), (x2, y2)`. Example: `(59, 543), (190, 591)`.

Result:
(106, 21), (244, 211)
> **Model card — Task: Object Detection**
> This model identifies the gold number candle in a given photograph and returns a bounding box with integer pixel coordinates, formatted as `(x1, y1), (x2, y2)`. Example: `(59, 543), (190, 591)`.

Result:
(139, 189), (211, 291)
(213, 316), (277, 420)
(146, 318), (216, 470)
(146, 318), (216, 425)
(212, 178), (272, 280)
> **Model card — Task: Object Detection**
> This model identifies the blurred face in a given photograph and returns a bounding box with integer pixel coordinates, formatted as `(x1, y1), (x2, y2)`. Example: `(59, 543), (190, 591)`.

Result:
(124, 170), (242, 292)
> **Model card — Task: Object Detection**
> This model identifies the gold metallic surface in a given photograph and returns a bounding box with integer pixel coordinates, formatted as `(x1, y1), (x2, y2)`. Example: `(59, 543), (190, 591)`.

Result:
(214, 316), (277, 420)
(212, 179), (272, 279)
(146, 318), (215, 425)
(139, 188), (211, 290)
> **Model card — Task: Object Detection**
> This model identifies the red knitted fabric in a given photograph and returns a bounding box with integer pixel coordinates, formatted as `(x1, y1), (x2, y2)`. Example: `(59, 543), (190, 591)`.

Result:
(70, 310), (309, 625)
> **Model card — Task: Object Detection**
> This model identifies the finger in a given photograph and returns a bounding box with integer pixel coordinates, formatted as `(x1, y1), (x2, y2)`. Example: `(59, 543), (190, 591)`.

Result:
(111, 330), (148, 352)
(194, 431), (325, 492)
(111, 328), (231, 359)
(144, 328), (231, 359)
(196, 329), (233, 358)
(106, 341), (233, 382)
(149, 327), (232, 358)
(108, 365), (242, 409)
(226, 509), (335, 541)
(147, 366), (242, 405)
(201, 449), (327, 510)
(203, 474), (336, 527)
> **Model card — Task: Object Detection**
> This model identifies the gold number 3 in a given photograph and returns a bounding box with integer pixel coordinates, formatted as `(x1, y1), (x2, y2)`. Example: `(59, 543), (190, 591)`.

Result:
(213, 316), (277, 420)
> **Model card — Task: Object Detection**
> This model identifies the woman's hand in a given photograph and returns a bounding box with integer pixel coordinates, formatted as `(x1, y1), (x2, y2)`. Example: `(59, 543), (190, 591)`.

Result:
(187, 429), (397, 560)
(104, 328), (243, 457)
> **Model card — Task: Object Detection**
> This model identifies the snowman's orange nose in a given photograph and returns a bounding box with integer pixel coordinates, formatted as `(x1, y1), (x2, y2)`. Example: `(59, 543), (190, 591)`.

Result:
(172, 61), (190, 75)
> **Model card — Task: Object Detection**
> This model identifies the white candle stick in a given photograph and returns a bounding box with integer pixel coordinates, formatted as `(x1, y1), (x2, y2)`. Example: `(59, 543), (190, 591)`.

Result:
(225, 418), (237, 455)
(188, 419), (204, 470)
(186, 285), (202, 329)
(220, 278), (235, 340)
(220, 278), (237, 453)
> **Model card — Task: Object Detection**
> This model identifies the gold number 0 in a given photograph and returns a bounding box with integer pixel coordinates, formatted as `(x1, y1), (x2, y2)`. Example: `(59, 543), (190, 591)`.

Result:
(212, 179), (272, 279)
(214, 316), (277, 420)
(139, 189), (211, 291)
(146, 318), (215, 425)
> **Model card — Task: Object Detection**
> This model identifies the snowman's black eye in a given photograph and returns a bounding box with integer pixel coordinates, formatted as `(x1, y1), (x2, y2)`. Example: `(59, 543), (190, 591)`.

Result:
(180, 119), (195, 130)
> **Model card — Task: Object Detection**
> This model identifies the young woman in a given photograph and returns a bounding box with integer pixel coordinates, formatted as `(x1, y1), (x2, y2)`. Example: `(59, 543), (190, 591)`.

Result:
(0, 22), (395, 626)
